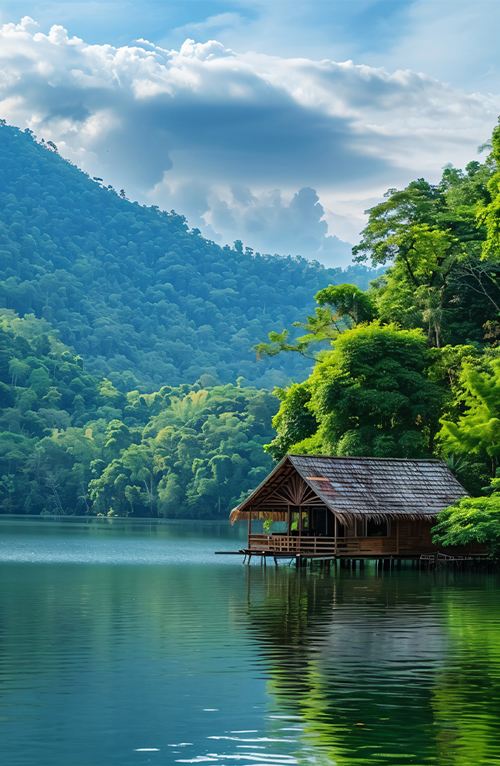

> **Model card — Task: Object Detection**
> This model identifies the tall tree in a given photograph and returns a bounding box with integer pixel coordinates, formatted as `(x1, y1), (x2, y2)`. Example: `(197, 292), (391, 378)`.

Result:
(439, 351), (500, 477)
(354, 169), (499, 347)
(266, 322), (443, 460)
(478, 119), (500, 261)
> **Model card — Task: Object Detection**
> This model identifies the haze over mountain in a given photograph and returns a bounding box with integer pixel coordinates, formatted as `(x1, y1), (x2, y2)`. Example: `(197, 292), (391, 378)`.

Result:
(0, 121), (380, 392)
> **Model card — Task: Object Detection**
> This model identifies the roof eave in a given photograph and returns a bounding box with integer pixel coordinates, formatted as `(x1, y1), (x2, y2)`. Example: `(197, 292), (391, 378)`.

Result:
(229, 455), (292, 522)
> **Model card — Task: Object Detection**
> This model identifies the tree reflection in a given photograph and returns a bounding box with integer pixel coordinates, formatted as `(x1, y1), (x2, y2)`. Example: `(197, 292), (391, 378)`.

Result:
(241, 566), (500, 766)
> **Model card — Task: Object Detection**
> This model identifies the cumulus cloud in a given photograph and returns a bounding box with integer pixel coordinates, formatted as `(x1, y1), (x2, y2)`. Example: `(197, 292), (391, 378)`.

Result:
(207, 186), (353, 266)
(153, 182), (353, 264)
(0, 15), (499, 263)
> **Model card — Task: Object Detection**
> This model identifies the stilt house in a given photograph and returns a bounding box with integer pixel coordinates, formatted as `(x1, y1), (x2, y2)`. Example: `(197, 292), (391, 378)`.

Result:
(230, 455), (471, 558)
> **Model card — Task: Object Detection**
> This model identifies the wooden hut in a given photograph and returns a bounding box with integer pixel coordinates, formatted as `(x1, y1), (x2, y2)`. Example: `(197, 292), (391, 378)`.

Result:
(230, 454), (472, 559)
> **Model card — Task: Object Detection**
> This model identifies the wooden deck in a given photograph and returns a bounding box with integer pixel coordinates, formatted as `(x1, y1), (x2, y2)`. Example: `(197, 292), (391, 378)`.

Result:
(232, 534), (488, 569)
(248, 533), (401, 558)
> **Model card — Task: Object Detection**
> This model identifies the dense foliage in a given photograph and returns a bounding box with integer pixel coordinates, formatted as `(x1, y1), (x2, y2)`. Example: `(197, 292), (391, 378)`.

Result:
(353, 163), (498, 348)
(432, 483), (500, 557)
(0, 310), (276, 516)
(265, 322), (444, 460)
(261, 118), (500, 552)
(0, 121), (379, 392)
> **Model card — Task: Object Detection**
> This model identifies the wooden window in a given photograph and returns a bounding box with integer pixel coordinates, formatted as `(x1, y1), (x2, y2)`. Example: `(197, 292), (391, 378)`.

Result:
(356, 519), (366, 536)
(366, 519), (390, 537)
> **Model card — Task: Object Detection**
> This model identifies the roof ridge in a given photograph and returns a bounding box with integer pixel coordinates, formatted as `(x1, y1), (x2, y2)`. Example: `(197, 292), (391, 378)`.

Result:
(288, 454), (443, 463)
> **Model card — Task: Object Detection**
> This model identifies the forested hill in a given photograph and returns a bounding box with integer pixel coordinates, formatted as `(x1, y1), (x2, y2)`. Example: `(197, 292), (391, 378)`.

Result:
(0, 122), (379, 391)
(0, 310), (278, 517)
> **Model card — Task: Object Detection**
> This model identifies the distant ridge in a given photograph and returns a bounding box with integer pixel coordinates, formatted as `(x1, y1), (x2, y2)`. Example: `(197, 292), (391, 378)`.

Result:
(0, 122), (381, 391)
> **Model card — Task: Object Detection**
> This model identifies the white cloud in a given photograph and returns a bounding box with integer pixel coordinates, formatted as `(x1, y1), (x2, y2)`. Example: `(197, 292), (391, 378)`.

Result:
(0, 15), (498, 265)
(151, 181), (353, 265)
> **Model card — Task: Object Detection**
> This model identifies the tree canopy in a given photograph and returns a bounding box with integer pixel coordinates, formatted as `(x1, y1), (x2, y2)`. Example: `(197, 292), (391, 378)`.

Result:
(265, 322), (443, 460)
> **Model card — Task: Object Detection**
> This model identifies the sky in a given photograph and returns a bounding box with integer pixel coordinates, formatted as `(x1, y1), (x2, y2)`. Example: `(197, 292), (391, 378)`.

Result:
(0, 1), (499, 267)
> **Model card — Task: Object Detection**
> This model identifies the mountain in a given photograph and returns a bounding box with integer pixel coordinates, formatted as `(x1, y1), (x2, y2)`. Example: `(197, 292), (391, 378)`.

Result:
(0, 122), (380, 392)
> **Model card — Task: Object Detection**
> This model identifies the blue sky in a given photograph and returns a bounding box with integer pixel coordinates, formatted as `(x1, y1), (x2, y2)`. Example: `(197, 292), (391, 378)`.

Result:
(1, 2), (415, 51)
(0, 1), (499, 265)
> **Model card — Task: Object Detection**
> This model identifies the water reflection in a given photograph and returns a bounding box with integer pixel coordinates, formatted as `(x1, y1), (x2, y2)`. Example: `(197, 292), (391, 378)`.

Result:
(0, 521), (499, 766)
(242, 566), (500, 765)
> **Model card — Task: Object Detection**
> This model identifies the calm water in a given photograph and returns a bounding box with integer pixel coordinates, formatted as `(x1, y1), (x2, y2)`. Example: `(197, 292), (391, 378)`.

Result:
(1, 519), (499, 766)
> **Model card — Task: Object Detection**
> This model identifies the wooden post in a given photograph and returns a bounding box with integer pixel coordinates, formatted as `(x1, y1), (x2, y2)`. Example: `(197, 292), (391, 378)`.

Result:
(396, 519), (399, 555)
(334, 515), (338, 555)
(247, 515), (251, 549)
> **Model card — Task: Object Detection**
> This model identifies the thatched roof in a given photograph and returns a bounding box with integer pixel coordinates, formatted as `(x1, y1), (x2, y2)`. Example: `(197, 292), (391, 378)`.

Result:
(230, 454), (467, 524)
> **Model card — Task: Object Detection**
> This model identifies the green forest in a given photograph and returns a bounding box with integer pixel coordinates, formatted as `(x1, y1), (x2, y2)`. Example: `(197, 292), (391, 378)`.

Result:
(0, 310), (278, 517)
(0, 121), (379, 392)
(2, 114), (500, 545)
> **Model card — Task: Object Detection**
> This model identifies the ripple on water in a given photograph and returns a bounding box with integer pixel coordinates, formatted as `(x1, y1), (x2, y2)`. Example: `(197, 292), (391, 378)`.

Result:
(1, 519), (500, 766)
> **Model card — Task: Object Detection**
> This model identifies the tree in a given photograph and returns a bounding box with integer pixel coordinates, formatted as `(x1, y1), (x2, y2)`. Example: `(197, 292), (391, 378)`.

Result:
(255, 283), (370, 361)
(266, 322), (444, 460)
(477, 118), (500, 260)
(9, 359), (29, 386)
(354, 183), (464, 345)
(157, 472), (183, 517)
(265, 383), (317, 461)
(354, 169), (499, 347)
(124, 484), (142, 515)
(432, 476), (500, 557)
(439, 352), (500, 477)
(315, 283), (377, 325)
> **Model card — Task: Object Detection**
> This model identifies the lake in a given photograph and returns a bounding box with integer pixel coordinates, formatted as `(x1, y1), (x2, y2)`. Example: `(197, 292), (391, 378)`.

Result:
(1, 518), (499, 766)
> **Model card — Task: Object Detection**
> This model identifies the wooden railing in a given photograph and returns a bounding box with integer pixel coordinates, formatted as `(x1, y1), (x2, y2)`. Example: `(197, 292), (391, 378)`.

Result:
(247, 533), (398, 556)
